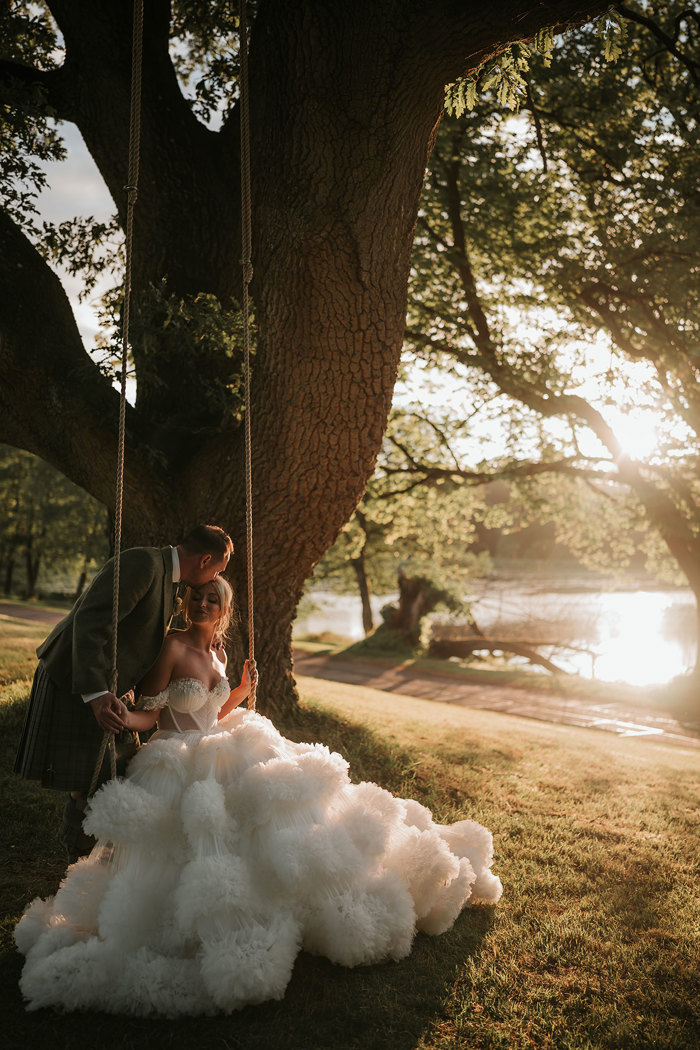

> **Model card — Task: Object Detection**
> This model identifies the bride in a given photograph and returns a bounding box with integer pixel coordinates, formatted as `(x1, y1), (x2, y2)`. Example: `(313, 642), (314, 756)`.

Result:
(15, 577), (502, 1017)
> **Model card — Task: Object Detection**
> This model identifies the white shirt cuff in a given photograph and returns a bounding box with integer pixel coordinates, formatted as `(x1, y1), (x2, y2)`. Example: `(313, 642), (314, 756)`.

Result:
(82, 690), (108, 703)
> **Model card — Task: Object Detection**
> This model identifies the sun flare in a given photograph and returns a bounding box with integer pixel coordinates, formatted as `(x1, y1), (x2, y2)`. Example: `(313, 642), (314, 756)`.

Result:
(609, 409), (660, 460)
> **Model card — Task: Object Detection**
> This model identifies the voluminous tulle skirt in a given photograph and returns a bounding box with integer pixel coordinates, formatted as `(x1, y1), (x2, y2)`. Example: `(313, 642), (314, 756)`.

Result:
(15, 709), (502, 1016)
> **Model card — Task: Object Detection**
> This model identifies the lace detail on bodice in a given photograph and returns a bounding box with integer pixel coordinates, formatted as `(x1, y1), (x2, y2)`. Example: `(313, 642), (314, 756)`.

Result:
(138, 689), (169, 711)
(138, 677), (230, 713)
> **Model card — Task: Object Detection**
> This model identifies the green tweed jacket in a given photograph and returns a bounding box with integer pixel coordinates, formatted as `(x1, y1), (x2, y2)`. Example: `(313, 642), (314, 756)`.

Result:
(37, 546), (177, 698)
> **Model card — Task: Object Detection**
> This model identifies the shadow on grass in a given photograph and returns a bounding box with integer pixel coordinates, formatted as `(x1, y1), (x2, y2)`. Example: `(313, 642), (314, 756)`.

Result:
(1, 695), (496, 1050)
(2, 908), (496, 1050)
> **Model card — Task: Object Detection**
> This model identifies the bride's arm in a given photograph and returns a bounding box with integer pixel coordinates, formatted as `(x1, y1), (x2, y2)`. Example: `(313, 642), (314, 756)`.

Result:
(122, 705), (161, 731)
(122, 635), (179, 730)
(218, 659), (257, 720)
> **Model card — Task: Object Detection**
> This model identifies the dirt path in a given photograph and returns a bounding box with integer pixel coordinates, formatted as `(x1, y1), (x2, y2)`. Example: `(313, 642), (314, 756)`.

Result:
(0, 601), (64, 625)
(294, 648), (700, 750)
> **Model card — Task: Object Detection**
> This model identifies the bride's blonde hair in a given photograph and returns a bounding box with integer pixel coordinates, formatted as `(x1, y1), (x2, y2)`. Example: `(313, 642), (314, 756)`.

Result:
(183, 576), (236, 645)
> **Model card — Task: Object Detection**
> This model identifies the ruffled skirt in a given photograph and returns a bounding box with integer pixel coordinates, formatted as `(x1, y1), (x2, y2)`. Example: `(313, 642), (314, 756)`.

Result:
(15, 709), (502, 1016)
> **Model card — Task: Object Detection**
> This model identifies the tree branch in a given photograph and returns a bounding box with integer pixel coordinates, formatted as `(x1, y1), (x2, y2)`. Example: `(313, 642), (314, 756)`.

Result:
(524, 73), (548, 172)
(390, 408), (464, 470)
(0, 57), (54, 92)
(0, 207), (170, 525)
(411, 0), (611, 87)
(382, 456), (611, 486)
(0, 56), (76, 122)
(442, 156), (493, 346)
(428, 634), (572, 675)
(404, 326), (481, 363)
(615, 3), (700, 87)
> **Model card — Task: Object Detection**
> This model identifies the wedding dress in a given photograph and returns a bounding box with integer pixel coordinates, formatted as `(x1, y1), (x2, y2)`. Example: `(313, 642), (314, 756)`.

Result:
(15, 676), (502, 1017)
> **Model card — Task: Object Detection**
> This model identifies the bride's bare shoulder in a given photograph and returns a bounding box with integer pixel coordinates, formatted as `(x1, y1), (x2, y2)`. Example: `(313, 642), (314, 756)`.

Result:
(162, 629), (189, 653)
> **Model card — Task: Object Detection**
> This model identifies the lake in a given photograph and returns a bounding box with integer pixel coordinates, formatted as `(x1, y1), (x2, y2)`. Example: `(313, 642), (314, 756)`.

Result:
(295, 582), (698, 687)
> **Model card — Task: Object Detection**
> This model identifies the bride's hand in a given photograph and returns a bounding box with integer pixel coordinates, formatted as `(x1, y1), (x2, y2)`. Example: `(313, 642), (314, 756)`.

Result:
(241, 659), (259, 694)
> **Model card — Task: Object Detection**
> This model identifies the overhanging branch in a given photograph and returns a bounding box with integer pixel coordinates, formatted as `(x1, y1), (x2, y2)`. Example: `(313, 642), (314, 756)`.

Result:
(380, 456), (611, 487)
(0, 207), (168, 515)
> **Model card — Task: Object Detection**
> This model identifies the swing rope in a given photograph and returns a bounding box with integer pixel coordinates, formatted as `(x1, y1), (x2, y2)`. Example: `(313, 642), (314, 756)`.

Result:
(239, 0), (257, 710)
(88, 0), (144, 797)
(90, 0), (255, 793)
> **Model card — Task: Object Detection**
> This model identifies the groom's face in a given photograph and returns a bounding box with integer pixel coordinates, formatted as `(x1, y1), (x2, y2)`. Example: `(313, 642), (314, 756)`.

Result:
(182, 552), (230, 588)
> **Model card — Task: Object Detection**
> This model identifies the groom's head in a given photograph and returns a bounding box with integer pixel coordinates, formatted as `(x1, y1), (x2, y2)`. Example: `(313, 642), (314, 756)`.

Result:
(177, 524), (233, 587)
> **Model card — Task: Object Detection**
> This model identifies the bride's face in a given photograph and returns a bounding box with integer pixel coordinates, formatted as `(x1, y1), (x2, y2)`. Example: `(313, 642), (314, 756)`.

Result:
(187, 586), (221, 626)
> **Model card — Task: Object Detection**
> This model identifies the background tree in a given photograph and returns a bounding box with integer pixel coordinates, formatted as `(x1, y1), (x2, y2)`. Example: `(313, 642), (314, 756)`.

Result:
(405, 0), (700, 677)
(313, 410), (489, 637)
(0, 0), (608, 715)
(0, 445), (109, 599)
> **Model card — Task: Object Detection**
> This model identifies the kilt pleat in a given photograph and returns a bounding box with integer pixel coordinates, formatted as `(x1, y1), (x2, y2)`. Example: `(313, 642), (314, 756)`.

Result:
(14, 662), (113, 794)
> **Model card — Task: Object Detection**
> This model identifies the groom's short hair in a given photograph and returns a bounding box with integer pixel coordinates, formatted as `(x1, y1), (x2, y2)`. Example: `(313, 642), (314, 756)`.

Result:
(180, 524), (233, 559)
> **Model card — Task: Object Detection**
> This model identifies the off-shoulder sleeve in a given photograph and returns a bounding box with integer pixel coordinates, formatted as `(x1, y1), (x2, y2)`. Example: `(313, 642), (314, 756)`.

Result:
(136, 687), (169, 711)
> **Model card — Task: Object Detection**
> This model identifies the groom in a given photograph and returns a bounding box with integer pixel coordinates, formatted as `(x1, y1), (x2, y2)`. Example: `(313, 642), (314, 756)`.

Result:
(14, 523), (232, 860)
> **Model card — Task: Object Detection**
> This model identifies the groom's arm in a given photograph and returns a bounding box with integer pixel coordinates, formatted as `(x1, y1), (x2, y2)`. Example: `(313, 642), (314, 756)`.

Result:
(71, 548), (159, 697)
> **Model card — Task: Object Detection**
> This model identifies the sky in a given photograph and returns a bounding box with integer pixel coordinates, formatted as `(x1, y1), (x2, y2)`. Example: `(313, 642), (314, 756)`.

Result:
(36, 122), (116, 347)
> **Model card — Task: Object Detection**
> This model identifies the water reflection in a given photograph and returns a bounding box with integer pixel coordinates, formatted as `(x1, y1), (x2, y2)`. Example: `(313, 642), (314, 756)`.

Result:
(582, 593), (696, 685)
(296, 586), (697, 687)
(471, 588), (697, 686)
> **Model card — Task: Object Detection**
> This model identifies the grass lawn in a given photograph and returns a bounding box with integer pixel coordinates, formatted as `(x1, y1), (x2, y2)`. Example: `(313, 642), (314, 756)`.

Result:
(0, 617), (698, 1049)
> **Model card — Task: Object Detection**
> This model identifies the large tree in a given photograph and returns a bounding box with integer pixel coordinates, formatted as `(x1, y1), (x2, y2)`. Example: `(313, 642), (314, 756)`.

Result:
(0, 0), (607, 716)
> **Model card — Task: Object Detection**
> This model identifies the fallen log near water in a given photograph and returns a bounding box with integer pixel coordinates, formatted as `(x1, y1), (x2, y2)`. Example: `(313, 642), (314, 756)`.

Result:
(428, 637), (571, 675)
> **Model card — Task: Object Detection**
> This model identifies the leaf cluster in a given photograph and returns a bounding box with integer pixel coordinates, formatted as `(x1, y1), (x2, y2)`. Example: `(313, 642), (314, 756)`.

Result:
(41, 215), (124, 299)
(128, 279), (251, 425)
(0, 1), (64, 227)
(445, 9), (627, 115)
(169, 0), (252, 123)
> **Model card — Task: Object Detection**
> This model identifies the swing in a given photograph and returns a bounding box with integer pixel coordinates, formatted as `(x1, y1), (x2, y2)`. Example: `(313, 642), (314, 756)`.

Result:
(89, 0), (256, 796)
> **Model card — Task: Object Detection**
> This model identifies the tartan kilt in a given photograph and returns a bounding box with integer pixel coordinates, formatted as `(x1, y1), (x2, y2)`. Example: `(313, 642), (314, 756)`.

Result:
(14, 662), (118, 795)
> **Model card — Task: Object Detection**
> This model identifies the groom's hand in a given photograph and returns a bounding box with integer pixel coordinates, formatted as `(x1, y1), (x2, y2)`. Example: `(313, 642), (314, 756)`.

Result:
(89, 693), (128, 732)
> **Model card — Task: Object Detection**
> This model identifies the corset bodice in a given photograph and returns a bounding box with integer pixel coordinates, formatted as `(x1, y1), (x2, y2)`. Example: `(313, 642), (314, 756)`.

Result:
(138, 676), (230, 733)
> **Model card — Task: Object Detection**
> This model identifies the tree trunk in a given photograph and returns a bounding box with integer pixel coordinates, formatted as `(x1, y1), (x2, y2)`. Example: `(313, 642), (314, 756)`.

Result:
(352, 554), (374, 636)
(24, 544), (39, 600)
(3, 547), (16, 595)
(74, 568), (88, 603)
(690, 592), (700, 681)
(384, 572), (429, 646)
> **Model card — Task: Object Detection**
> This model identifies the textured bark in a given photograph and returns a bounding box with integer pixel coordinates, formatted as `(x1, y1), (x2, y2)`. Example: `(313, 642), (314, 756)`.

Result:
(0, 0), (608, 716)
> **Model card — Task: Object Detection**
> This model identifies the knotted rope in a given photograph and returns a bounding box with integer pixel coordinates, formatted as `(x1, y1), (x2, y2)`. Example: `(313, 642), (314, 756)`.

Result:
(89, 0), (144, 796)
(239, 0), (257, 710)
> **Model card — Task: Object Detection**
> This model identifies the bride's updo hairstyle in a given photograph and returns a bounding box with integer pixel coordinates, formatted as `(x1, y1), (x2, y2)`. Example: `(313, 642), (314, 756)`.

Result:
(184, 576), (236, 645)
